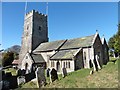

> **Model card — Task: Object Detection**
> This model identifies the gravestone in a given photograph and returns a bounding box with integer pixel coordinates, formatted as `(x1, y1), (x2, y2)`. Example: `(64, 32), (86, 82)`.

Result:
(46, 68), (50, 77)
(62, 68), (67, 78)
(5, 72), (12, 77)
(17, 76), (26, 86)
(90, 70), (94, 75)
(2, 71), (5, 79)
(17, 69), (22, 76)
(35, 67), (46, 88)
(2, 80), (10, 89)
(95, 55), (101, 70)
(21, 70), (26, 76)
(50, 68), (58, 82)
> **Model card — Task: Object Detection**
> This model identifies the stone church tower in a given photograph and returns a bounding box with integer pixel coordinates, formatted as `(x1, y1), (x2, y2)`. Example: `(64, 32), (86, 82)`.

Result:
(19, 10), (48, 67)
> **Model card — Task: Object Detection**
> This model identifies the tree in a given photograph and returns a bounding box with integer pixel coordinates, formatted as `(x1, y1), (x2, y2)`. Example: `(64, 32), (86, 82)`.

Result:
(2, 51), (14, 67)
(108, 24), (120, 57)
(114, 24), (120, 56)
(108, 35), (115, 49)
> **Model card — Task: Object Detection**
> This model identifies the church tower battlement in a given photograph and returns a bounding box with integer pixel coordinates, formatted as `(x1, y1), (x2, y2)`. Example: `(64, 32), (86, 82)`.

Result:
(19, 10), (48, 66)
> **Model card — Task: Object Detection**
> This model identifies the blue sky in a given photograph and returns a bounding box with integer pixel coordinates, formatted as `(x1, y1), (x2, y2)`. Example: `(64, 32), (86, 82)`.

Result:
(2, 2), (118, 49)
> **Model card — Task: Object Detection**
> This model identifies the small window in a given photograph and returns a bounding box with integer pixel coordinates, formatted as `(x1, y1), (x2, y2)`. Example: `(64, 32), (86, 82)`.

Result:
(39, 26), (41, 30)
(51, 61), (54, 67)
(27, 25), (29, 30)
(53, 62), (54, 67)
(68, 62), (70, 68)
(63, 62), (65, 68)
(84, 52), (86, 60)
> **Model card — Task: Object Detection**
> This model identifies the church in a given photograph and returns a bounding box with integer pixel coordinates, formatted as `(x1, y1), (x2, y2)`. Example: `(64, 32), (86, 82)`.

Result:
(18, 10), (109, 74)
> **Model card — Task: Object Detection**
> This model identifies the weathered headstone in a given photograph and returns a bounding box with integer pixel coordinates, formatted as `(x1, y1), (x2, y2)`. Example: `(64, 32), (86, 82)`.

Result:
(46, 68), (50, 77)
(2, 80), (10, 89)
(5, 72), (12, 77)
(17, 76), (26, 86)
(50, 68), (58, 82)
(2, 71), (5, 77)
(95, 55), (101, 70)
(62, 68), (67, 78)
(35, 67), (46, 88)
(17, 69), (22, 76)
(90, 70), (94, 75)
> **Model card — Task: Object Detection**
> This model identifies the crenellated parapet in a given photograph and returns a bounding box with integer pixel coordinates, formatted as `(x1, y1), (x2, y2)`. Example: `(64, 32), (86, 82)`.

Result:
(25, 10), (47, 17)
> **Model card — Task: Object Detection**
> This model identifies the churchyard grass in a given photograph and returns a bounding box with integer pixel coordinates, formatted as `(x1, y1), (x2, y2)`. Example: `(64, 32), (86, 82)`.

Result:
(44, 58), (119, 88)
(19, 58), (119, 88)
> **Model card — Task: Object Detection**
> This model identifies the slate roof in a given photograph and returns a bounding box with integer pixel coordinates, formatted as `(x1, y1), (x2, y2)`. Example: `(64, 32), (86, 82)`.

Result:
(50, 49), (80, 60)
(33, 40), (67, 52)
(31, 54), (45, 63)
(60, 34), (95, 50)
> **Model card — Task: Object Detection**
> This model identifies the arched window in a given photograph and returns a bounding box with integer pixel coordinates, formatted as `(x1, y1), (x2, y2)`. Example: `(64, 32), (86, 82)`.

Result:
(84, 52), (87, 67)
(25, 63), (28, 70)
(56, 61), (60, 72)
(68, 62), (70, 68)
(51, 61), (54, 67)
(84, 52), (86, 61)
(63, 62), (65, 68)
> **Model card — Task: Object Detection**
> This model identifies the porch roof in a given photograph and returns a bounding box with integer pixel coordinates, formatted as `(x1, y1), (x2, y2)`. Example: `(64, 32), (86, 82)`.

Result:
(31, 54), (45, 63)
(50, 48), (82, 60)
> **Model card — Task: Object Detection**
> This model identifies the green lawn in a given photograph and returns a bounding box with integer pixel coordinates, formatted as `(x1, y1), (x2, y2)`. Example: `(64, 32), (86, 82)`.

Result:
(20, 58), (119, 88)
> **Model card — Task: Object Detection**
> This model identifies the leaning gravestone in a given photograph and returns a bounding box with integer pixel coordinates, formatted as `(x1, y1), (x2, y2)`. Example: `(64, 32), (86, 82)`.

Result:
(50, 68), (58, 82)
(46, 68), (50, 77)
(90, 70), (94, 75)
(95, 54), (101, 70)
(35, 67), (46, 88)
(62, 68), (67, 78)
(17, 76), (26, 86)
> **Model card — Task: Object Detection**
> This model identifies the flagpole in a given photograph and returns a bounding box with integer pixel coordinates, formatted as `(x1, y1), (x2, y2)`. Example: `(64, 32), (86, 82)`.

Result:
(24, 0), (27, 18)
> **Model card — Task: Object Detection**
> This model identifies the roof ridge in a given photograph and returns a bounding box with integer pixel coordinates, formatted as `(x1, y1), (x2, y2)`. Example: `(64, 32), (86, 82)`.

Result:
(67, 34), (95, 41)
(40, 39), (67, 45)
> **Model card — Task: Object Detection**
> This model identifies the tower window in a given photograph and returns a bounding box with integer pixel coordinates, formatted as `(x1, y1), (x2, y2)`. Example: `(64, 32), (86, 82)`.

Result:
(26, 56), (28, 59)
(39, 26), (41, 30)
(27, 25), (29, 30)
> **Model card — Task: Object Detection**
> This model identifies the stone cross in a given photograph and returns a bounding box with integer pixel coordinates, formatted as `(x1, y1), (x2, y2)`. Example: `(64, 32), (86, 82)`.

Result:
(46, 68), (50, 77)
(50, 68), (58, 83)
(35, 67), (46, 88)
(62, 67), (67, 78)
